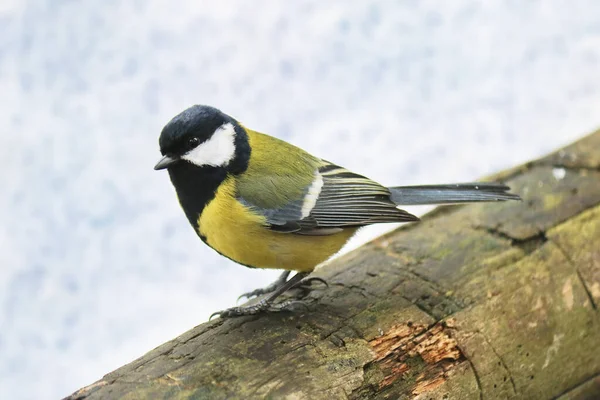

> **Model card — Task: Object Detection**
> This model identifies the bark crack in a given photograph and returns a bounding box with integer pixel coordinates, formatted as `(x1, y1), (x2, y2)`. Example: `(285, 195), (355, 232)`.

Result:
(550, 370), (600, 399)
(479, 330), (517, 395)
(402, 294), (442, 321)
(575, 269), (598, 311)
(470, 359), (485, 400)
(476, 225), (548, 254)
(331, 282), (377, 298)
(373, 244), (446, 294)
(320, 308), (367, 342)
(372, 243), (465, 320)
(551, 239), (598, 311)
(252, 342), (323, 397)
(459, 345), (484, 400)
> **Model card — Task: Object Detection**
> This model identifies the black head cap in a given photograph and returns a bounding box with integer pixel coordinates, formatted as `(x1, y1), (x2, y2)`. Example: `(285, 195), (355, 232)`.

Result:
(156, 105), (249, 174)
(159, 105), (231, 156)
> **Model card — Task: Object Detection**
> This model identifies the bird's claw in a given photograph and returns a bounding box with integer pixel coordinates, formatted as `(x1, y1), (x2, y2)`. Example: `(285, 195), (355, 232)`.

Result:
(289, 276), (329, 299)
(237, 286), (276, 302)
(237, 271), (291, 302)
(237, 276), (329, 305)
(299, 277), (328, 288)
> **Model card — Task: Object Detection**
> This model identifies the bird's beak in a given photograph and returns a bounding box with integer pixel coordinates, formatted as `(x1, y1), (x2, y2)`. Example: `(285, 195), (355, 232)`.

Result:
(154, 155), (179, 170)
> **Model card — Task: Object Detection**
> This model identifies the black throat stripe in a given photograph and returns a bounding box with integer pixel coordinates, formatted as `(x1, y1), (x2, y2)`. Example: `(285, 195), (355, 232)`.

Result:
(168, 163), (227, 233)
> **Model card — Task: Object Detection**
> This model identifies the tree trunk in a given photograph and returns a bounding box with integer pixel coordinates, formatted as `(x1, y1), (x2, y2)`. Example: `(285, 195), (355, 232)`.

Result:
(67, 131), (600, 400)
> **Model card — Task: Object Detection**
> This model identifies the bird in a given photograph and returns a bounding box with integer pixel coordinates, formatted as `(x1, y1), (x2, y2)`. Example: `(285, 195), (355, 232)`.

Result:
(154, 105), (521, 318)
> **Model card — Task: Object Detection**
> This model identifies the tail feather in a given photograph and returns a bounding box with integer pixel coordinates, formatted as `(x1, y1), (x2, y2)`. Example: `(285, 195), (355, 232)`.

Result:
(389, 182), (521, 206)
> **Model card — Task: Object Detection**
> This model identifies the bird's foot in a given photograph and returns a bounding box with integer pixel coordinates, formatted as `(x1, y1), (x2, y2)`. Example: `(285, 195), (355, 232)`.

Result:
(210, 298), (309, 319)
(214, 272), (327, 319)
(238, 274), (328, 302)
(237, 271), (291, 302)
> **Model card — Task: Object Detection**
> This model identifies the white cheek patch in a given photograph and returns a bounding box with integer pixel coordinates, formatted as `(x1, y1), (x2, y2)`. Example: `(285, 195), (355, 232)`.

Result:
(182, 122), (236, 167)
(301, 171), (324, 218)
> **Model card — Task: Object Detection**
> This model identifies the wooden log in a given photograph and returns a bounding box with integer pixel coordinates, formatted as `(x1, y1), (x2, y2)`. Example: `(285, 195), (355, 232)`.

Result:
(67, 130), (600, 400)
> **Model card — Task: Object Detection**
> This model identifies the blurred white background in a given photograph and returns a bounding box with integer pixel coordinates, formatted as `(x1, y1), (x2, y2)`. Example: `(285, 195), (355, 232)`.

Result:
(1, 1), (599, 398)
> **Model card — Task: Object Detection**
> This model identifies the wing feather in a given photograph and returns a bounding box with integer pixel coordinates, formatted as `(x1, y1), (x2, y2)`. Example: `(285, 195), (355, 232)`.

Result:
(236, 160), (418, 235)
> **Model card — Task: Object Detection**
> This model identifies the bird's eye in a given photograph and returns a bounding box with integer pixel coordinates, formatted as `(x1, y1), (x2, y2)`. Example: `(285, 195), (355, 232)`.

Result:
(187, 137), (200, 149)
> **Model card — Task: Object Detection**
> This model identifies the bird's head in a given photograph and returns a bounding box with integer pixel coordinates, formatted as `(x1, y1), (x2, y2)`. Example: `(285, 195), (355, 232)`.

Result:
(154, 105), (249, 174)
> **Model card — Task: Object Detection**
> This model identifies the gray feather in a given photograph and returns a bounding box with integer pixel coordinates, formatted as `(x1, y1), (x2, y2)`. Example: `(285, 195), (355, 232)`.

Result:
(389, 182), (521, 205)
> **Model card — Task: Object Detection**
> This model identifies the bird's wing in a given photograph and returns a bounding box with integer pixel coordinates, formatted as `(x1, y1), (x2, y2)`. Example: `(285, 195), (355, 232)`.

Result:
(236, 159), (419, 235)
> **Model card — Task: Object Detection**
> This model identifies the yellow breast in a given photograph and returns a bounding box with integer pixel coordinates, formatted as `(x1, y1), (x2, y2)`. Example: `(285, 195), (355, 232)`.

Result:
(197, 177), (357, 272)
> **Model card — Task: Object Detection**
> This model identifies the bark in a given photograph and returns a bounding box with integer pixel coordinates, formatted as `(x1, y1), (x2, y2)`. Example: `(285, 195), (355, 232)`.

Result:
(66, 131), (600, 400)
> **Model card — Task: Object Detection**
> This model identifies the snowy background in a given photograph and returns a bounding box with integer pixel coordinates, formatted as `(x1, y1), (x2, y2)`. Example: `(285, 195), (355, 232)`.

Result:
(2, 0), (600, 398)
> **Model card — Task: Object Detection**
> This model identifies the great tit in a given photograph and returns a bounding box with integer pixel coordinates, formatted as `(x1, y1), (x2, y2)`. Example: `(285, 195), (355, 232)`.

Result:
(155, 105), (520, 318)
